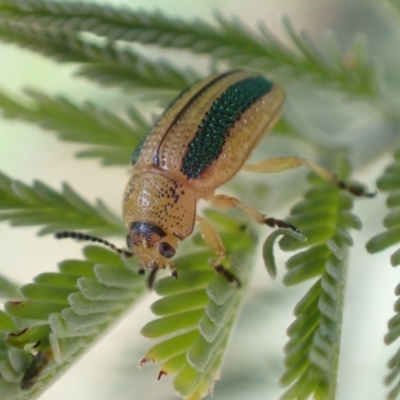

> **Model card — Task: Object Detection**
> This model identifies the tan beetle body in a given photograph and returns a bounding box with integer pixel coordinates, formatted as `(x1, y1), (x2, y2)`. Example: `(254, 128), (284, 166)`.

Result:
(56, 70), (371, 286)
(123, 70), (284, 278)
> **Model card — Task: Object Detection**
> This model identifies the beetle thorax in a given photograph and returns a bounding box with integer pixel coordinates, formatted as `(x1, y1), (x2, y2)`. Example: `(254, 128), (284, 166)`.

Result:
(123, 170), (196, 267)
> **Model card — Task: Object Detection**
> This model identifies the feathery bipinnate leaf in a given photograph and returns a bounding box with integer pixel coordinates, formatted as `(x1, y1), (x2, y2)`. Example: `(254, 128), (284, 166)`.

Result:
(73, 45), (199, 97)
(366, 150), (400, 400)
(264, 168), (363, 400)
(0, 89), (149, 165)
(140, 210), (256, 400)
(385, 283), (400, 400)
(0, 7), (197, 96)
(366, 150), (400, 263)
(0, 0), (377, 99)
(0, 171), (124, 236)
(0, 245), (146, 399)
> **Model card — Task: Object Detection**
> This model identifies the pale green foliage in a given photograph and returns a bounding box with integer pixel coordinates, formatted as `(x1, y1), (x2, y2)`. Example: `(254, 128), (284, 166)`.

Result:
(0, 171), (124, 235)
(0, 245), (147, 399)
(0, 0), (377, 98)
(367, 151), (400, 400)
(141, 212), (256, 399)
(0, 1), (400, 400)
(276, 172), (360, 400)
(0, 90), (148, 165)
(367, 151), (400, 262)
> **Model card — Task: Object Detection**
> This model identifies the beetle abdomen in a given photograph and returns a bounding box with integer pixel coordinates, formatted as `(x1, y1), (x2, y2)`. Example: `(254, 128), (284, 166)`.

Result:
(130, 70), (284, 191)
(180, 75), (274, 179)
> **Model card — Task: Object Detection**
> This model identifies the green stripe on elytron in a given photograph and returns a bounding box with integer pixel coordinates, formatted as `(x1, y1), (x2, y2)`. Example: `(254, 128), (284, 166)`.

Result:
(131, 134), (147, 165)
(181, 76), (274, 179)
(131, 71), (238, 166)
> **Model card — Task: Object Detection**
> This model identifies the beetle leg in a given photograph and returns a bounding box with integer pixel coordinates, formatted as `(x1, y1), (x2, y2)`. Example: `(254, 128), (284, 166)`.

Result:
(196, 214), (241, 287)
(147, 264), (177, 288)
(206, 193), (298, 232)
(196, 214), (226, 265)
(243, 157), (374, 197)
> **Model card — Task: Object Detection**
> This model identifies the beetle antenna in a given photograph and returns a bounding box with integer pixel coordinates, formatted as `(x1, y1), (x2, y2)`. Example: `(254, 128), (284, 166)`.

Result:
(55, 231), (133, 257)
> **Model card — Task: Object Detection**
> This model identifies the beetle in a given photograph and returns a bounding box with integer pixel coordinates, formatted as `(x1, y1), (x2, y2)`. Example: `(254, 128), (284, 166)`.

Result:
(56, 70), (372, 287)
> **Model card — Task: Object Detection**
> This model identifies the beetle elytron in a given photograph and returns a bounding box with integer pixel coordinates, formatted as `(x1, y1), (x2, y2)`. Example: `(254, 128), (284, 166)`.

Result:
(56, 70), (371, 286)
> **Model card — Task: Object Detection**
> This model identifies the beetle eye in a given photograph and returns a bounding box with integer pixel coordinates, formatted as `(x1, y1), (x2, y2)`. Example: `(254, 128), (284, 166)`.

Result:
(158, 242), (175, 258)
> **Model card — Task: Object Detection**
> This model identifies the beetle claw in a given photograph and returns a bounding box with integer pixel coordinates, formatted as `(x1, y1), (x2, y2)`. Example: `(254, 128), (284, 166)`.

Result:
(264, 217), (300, 233)
(337, 180), (376, 197)
(214, 265), (241, 288)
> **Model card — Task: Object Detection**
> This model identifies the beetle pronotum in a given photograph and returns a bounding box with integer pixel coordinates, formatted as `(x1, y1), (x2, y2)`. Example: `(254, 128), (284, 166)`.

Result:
(56, 70), (373, 287)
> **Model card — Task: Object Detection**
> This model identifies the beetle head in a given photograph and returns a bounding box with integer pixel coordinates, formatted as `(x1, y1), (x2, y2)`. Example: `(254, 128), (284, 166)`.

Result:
(126, 221), (178, 269)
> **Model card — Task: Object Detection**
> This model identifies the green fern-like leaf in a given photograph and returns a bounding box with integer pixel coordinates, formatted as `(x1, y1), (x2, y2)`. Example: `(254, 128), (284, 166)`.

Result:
(385, 283), (400, 400)
(0, 171), (124, 235)
(367, 150), (400, 262)
(140, 210), (256, 400)
(0, 245), (146, 399)
(0, 9), (196, 96)
(0, 89), (149, 165)
(73, 44), (199, 96)
(263, 164), (362, 400)
(366, 150), (400, 400)
(0, 0), (377, 98)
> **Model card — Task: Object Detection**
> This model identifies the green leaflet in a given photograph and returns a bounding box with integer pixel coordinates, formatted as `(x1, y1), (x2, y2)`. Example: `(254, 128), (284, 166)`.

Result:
(0, 246), (147, 399)
(367, 151), (400, 263)
(0, 90), (148, 166)
(262, 228), (307, 279)
(140, 211), (256, 400)
(386, 285), (400, 400)
(367, 150), (400, 399)
(264, 171), (362, 400)
(0, 171), (124, 235)
(0, 0), (377, 98)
